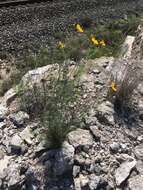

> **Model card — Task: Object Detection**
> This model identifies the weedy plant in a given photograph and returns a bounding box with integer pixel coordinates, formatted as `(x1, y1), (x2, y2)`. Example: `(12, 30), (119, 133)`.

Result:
(17, 56), (87, 149)
(41, 63), (85, 148)
(108, 60), (142, 115)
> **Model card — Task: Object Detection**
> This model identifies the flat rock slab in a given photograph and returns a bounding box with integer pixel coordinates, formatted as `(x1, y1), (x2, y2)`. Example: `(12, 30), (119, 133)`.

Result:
(96, 101), (115, 125)
(115, 157), (136, 186)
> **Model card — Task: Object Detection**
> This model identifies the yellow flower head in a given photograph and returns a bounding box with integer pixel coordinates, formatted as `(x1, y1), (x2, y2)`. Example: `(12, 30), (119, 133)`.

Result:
(90, 36), (99, 45)
(100, 39), (106, 47)
(75, 24), (84, 33)
(111, 81), (117, 92)
(58, 41), (65, 49)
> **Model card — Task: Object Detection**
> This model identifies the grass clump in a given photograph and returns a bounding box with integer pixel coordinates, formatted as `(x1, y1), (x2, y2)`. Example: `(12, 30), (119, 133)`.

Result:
(108, 60), (142, 115)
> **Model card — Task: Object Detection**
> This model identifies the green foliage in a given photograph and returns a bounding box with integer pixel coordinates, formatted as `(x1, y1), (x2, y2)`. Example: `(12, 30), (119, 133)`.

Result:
(14, 14), (141, 73)
(108, 14), (141, 36)
(17, 60), (85, 149)
(86, 46), (112, 59)
(23, 35), (89, 70)
(85, 29), (123, 59)
(108, 62), (141, 113)
(86, 14), (140, 59)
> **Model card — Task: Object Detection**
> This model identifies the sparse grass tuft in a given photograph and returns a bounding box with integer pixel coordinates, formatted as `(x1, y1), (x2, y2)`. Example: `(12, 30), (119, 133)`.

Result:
(108, 61), (142, 114)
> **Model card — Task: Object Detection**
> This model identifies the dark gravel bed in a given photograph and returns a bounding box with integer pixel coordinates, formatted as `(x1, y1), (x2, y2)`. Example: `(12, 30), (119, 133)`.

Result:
(0, 0), (143, 59)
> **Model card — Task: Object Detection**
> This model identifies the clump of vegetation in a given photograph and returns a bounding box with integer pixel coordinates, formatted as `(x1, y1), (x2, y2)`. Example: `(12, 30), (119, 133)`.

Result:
(108, 60), (142, 114)
(86, 14), (141, 59)
(17, 58), (86, 149)
(18, 14), (141, 70)
(108, 14), (141, 36)
(23, 34), (89, 69)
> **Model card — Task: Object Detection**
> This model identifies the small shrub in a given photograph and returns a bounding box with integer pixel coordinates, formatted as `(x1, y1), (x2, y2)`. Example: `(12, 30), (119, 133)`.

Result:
(108, 61), (141, 114)
(17, 59), (86, 149)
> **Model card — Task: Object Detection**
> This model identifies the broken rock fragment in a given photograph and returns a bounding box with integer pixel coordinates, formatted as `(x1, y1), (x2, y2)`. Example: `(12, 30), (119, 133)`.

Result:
(128, 175), (143, 190)
(115, 157), (136, 186)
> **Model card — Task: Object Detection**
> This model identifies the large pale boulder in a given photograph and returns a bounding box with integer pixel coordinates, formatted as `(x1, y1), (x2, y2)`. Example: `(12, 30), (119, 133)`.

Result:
(21, 64), (58, 87)
(7, 162), (25, 189)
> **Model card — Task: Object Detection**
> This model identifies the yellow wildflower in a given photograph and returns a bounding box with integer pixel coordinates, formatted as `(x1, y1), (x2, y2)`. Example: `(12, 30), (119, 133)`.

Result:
(111, 82), (117, 92)
(58, 41), (65, 49)
(100, 39), (106, 47)
(90, 36), (99, 45)
(75, 24), (84, 33)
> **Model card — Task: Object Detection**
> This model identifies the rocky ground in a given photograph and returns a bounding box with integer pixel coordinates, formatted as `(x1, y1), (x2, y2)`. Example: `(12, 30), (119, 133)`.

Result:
(0, 0), (143, 58)
(0, 18), (143, 190)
